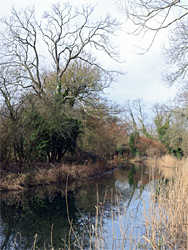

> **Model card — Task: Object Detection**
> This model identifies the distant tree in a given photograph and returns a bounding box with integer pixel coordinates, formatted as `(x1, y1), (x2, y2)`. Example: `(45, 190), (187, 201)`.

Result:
(136, 136), (167, 158)
(123, 101), (139, 156)
(153, 104), (171, 147)
(129, 133), (138, 156)
(132, 99), (153, 139)
(124, 99), (153, 141)
(153, 100), (188, 158)
(79, 102), (128, 160)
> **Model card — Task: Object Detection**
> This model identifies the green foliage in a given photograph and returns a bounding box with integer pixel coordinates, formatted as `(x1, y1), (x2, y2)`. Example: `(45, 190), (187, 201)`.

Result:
(129, 132), (139, 156)
(176, 148), (184, 159)
(129, 134), (134, 152)
(128, 165), (136, 186)
(157, 124), (170, 146)
(169, 147), (184, 159)
(136, 151), (141, 157)
(116, 145), (125, 155)
(0, 95), (83, 163)
(143, 130), (152, 139)
(22, 104), (82, 162)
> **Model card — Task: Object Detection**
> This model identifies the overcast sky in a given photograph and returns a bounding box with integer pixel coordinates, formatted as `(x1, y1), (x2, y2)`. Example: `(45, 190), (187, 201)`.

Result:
(0, 0), (178, 109)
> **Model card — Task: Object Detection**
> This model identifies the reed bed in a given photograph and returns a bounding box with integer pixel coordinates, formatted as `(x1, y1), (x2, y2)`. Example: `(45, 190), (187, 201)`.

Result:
(143, 156), (188, 249)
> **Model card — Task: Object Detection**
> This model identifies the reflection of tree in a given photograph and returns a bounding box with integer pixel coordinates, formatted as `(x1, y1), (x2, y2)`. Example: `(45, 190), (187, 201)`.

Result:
(0, 173), (118, 249)
(0, 193), (79, 249)
(0, 212), (14, 250)
(74, 175), (115, 213)
(0, 175), (116, 249)
(0, 165), (160, 249)
(114, 164), (159, 210)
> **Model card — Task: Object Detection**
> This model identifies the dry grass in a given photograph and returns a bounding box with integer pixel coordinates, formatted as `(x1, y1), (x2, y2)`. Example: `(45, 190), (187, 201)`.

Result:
(145, 154), (182, 168)
(158, 154), (182, 168)
(0, 161), (116, 191)
(143, 156), (188, 249)
(145, 155), (186, 179)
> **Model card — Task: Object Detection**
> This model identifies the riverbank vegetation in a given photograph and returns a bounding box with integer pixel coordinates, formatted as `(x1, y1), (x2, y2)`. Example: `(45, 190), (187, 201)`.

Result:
(0, 160), (117, 192)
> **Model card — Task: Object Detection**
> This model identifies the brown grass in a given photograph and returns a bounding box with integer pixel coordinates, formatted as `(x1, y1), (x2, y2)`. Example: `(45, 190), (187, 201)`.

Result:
(143, 156), (188, 249)
(158, 154), (182, 168)
(0, 161), (116, 192)
(144, 155), (185, 179)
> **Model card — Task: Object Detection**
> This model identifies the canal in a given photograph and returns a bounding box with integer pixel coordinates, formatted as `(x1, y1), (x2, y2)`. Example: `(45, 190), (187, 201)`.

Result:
(0, 163), (160, 249)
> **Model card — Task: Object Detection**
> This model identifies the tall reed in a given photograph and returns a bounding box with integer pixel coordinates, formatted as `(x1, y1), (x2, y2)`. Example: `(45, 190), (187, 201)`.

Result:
(143, 157), (188, 249)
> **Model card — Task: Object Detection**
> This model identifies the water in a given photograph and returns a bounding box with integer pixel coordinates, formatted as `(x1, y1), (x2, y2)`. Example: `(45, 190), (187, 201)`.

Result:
(0, 164), (160, 249)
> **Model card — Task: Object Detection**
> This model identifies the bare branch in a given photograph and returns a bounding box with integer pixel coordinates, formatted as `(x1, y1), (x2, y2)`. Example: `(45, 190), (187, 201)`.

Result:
(0, 3), (122, 106)
(117, 0), (188, 52)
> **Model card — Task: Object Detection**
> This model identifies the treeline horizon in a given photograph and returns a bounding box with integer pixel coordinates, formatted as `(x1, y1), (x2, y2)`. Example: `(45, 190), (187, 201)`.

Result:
(0, 3), (188, 167)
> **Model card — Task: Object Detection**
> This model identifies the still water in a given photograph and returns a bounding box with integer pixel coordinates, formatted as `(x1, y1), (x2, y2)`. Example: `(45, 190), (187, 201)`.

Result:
(0, 164), (160, 250)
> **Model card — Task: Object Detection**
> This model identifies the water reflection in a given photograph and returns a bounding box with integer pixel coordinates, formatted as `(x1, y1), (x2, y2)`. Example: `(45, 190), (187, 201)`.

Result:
(0, 164), (160, 249)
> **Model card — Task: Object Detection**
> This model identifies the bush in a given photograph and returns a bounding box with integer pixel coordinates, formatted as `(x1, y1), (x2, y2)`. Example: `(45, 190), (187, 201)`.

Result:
(136, 136), (167, 158)
(0, 96), (82, 163)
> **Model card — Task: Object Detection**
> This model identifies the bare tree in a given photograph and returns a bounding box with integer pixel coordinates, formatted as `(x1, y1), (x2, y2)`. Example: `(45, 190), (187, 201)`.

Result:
(132, 99), (147, 135)
(43, 60), (113, 115)
(0, 65), (24, 120)
(0, 3), (121, 99)
(153, 103), (171, 127)
(163, 19), (188, 86)
(117, 0), (188, 51)
(124, 99), (153, 138)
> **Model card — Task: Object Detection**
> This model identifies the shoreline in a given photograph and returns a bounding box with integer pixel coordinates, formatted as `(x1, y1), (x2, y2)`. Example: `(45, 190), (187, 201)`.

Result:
(1, 155), (184, 192)
(0, 160), (120, 192)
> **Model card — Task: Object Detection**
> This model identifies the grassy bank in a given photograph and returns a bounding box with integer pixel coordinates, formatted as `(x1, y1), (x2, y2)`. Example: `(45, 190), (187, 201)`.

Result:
(0, 160), (117, 192)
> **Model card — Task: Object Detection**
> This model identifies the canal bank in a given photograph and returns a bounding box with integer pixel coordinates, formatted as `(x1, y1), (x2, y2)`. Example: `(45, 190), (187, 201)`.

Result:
(0, 159), (124, 192)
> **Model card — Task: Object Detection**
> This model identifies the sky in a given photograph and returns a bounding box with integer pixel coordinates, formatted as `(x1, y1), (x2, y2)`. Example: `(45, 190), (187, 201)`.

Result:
(0, 0), (178, 109)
